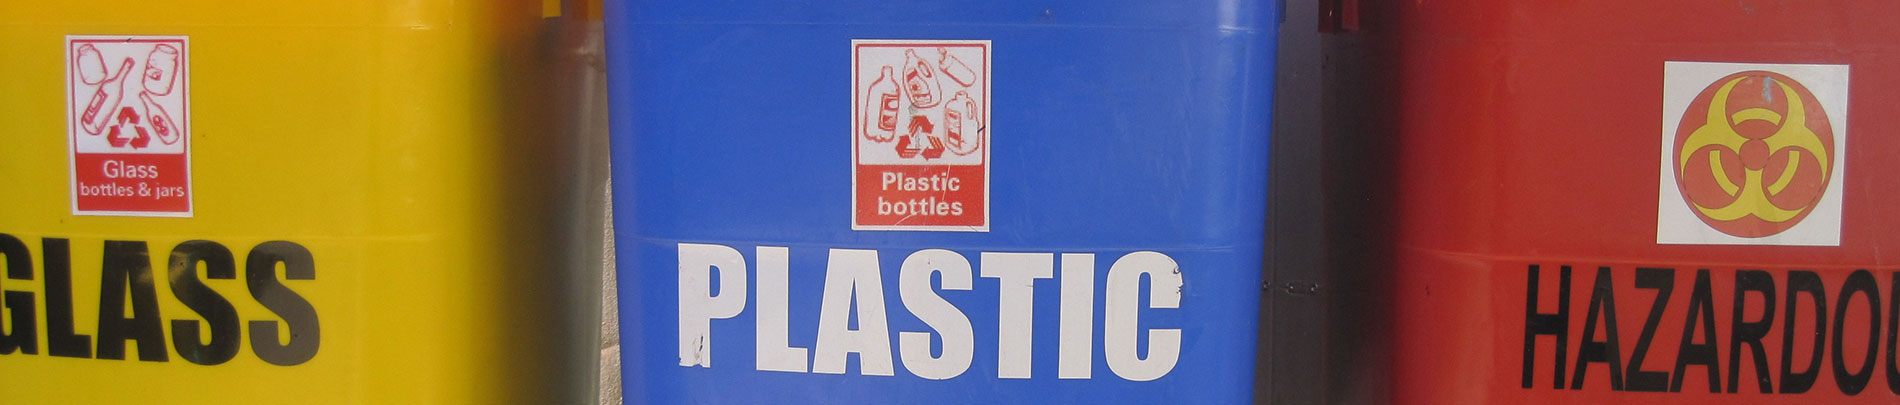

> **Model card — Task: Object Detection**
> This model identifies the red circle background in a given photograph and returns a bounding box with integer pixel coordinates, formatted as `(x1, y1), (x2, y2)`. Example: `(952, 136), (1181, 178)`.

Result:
(1673, 70), (1835, 238)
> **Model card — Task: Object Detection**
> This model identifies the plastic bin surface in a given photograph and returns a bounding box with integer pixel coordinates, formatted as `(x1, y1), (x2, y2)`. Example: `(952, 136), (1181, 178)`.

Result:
(608, 1), (1277, 402)
(0, 1), (597, 403)
(1346, 1), (1900, 403)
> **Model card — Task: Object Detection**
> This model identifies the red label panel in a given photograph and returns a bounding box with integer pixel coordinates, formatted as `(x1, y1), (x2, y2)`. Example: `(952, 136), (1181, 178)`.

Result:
(855, 165), (985, 228)
(72, 153), (190, 213)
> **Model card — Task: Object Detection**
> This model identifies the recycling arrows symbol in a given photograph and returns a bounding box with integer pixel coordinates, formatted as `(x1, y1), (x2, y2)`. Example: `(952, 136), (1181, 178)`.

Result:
(105, 105), (152, 149)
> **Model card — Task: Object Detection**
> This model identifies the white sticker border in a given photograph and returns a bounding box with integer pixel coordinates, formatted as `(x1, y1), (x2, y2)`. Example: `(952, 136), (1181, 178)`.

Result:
(850, 39), (992, 233)
(1656, 61), (1848, 246)
(65, 35), (194, 218)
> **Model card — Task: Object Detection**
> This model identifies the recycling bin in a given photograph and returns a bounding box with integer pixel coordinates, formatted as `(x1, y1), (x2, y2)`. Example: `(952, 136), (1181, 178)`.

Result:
(0, 1), (602, 402)
(607, 0), (1279, 402)
(1329, 0), (1900, 402)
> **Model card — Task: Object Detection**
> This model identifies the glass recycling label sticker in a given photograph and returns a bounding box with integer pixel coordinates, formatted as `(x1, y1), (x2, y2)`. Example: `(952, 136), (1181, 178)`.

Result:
(67, 35), (192, 217)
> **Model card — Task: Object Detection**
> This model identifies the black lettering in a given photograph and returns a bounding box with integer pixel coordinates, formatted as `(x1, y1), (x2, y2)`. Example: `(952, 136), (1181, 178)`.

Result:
(1670, 269), (1719, 392)
(1523, 265), (1571, 389)
(0, 234), (36, 355)
(1832, 270), (1878, 395)
(1781, 270), (1826, 394)
(1626, 267), (1674, 392)
(1572, 267), (1625, 391)
(246, 241), (319, 366)
(95, 240), (167, 362)
(1887, 271), (1900, 395)
(168, 241), (240, 366)
(1730, 270), (1775, 393)
(42, 238), (90, 359)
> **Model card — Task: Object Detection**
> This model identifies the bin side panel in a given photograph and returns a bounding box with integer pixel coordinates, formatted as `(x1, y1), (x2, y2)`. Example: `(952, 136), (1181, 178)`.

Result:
(609, 1), (1277, 402)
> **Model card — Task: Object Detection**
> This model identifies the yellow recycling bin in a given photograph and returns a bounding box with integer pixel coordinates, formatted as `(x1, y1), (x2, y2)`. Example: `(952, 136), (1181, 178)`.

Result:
(0, 1), (603, 403)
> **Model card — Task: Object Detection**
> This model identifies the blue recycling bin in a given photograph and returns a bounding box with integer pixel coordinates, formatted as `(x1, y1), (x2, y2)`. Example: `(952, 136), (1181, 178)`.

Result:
(607, 1), (1278, 402)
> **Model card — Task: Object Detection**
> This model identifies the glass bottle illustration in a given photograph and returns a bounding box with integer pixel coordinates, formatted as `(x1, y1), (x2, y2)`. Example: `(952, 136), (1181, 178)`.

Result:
(81, 58), (136, 136)
(140, 92), (180, 145)
(143, 44), (180, 95)
(75, 44), (107, 85)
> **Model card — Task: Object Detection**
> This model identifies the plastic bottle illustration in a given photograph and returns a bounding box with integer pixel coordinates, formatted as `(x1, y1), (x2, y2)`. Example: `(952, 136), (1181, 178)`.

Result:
(81, 58), (136, 136)
(862, 65), (900, 142)
(943, 91), (983, 156)
(140, 92), (180, 145)
(143, 44), (180, 95)
(75, 44), (107, 85)
(901, 49), (941, 108)
(938, 48), (978, 88)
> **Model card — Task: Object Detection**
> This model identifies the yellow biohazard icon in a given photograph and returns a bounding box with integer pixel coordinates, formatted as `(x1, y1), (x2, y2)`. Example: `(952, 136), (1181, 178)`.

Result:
(1673, 71), (1835, 238)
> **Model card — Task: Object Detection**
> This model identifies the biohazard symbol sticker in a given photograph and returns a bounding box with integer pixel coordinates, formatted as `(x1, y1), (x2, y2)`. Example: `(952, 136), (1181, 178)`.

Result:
(1658, 62), (1848, 246)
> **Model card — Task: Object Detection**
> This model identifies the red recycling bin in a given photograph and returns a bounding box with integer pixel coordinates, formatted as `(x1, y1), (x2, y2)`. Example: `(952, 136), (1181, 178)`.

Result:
(1336, 0), (1900, 403)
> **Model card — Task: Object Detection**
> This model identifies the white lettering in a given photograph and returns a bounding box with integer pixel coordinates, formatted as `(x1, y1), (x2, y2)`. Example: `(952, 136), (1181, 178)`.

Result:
(754, 246), (808, 373)
(813, 249), (895, 376)
(677, 243), (748, 367)
(669, 244), (1187, 381)
(980, 252), (1053, 379)
(879, 171), (963, 192)
(1059, 253), (1096, 379)
(1104, 251), (1182, 381)
(897, 249), (975, 380)
(102, 160), (158, 179)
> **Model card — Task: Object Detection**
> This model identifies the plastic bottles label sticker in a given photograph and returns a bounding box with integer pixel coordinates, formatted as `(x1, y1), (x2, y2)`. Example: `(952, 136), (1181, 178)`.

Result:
(852, 40), (989, 231)
(66, 36), (191, 217)
(1657, 62), (1846, 246)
